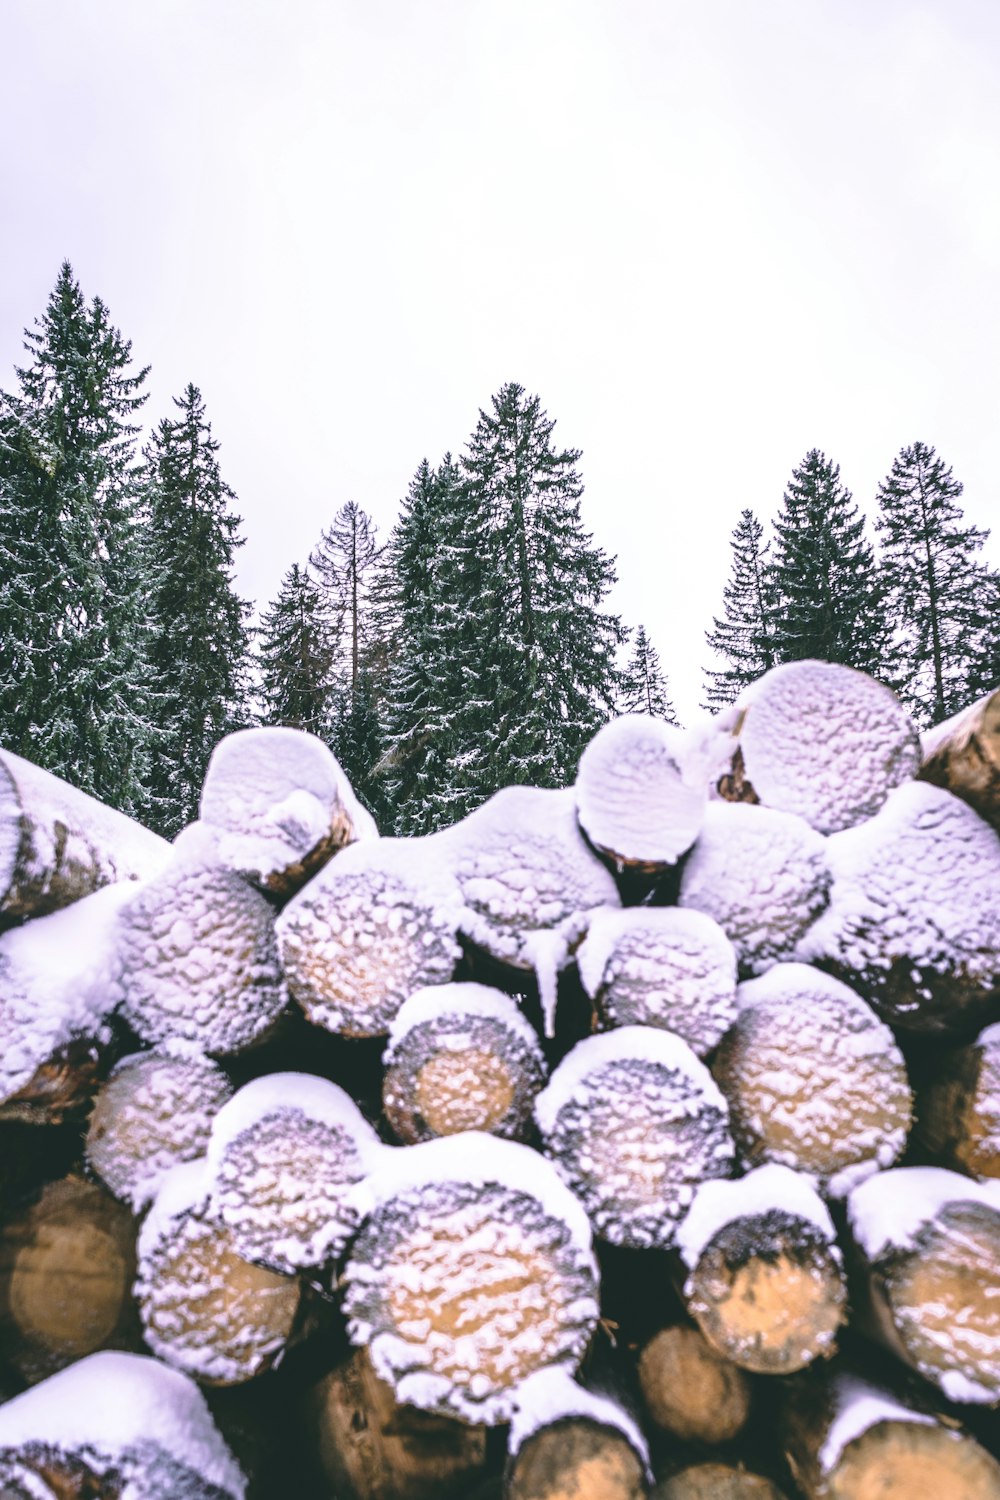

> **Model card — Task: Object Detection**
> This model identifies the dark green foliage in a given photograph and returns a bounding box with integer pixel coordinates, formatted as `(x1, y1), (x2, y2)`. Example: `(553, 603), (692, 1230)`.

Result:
(702, 508), (776, 710)
(329, 667), (392, 828)
(257, 562), (336, 737)
(143, 383), (252, 835)
(620, 624), (678, 723)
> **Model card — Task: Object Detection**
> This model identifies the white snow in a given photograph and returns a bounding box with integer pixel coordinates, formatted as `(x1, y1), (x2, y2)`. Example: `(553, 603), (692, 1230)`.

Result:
(574, 714), (706, 865)
(206, 1071), (381, 1166)
(848, 1166), (1000, 1261)
(384, 981), (543, 1059)
(138, 1157), (213, 1262)
(676, 1163), (837, 1270)
(0, 881), (137, 1104)
(0, 1351), (245, 1496)
(818, 1374), (937, 1473)
(978, 1021), (1000, 1048)
(507, 1367), (650, 1472)
(679, 801), (829, 974)
(736, 660), (921, 834)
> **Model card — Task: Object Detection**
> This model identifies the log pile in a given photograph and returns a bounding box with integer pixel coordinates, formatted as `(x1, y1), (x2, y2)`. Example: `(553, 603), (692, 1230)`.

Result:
(0, 661), (999, 1499)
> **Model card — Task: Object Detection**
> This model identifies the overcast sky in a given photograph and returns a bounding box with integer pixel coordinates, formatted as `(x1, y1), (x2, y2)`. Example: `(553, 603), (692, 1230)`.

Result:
(2, 0), (998, 720)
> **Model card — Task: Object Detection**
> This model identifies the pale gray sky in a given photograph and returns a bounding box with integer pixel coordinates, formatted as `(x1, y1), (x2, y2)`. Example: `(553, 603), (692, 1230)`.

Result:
(2, 0), (998, 720)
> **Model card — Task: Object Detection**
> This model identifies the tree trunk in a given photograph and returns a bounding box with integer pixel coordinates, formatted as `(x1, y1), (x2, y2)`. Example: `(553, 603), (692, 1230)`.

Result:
(919, 686), (1000, 833)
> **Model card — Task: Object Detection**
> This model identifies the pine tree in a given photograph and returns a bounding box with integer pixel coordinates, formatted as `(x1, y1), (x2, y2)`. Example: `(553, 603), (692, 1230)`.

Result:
(143, 383), (253, 835)
(310, 501), (381, 693)
(767, 450), (886, 675)
(0, 263), (153, 816)
(258, 562), (336, 738)
(620, 625), (679, 722)
(702, 508), (776, 710)
(875, 441), (996, 725)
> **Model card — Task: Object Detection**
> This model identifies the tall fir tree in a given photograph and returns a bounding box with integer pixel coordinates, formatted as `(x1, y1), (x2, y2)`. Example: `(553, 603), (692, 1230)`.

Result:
(143, 383), (252, 835)
(620, 625), (679, 722)
(0, 262), (154, 816)
(702, 508), (776, 710)
(257, 562), (337, 737)
(310, 500), (381, 692)
(767, 450), (886, 675)
(875, 441), (997, 725)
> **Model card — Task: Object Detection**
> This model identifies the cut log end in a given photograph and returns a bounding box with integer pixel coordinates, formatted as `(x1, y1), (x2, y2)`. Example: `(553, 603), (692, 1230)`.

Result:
(652, 1466), (789, 1500)
(0, 1037), (104, 1127)
(919, 686), (1000, 833)
(637, 1325), (752, 1445)
(796, 1418), (1000, 1500)
(916, 1029), (1000, 1179)
(506, 1417), (648, 1500)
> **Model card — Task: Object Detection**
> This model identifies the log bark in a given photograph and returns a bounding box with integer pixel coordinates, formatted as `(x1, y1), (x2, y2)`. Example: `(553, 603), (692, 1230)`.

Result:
(915, 1023), (1000, 1179)
(919, 686), (1000, 834)
(309, 1346), (488, 1500)
(637, 1325), (752, 1445)
(651, 1467), (788, 1500)
(0, 1175), (141, 1384)
(0, 747), (168, 923)
(505, 1417), (648, 1500)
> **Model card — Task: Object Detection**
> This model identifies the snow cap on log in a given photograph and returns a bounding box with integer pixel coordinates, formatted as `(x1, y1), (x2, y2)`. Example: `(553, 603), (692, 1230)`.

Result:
(0, 747), (170, 921)
(797, 781), (1000, 1032)
(343, 1133), (599, 1425)
(722, 660), (920, 834)
(678, 803), (829, 976)
(382, 982), (546, 1143)
(86, 1041), (233, 1211)
(0, 1351), (246, 1498)
(534, 1026), (733, 1249)
(114, 825), (288, 1055)
(507, 1367), (649, 1470)
(205, 1072), (381, 1274)
(277, 834), (463, 1037)
(577, 906), (737, 1057)
(433, 785), (621, 1036)
(574, 714), (706, 871)
(920, 685), (1000, 833)
(198, 725), (378, 896)
(716, 964), (911, 1195)
(0, 882), (135, 1120)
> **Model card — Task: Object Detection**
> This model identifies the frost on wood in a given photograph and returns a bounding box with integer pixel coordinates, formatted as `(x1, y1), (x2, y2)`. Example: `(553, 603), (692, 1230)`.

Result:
(534, 1027), (733, 1250)
(135, 1160), (302, 1385)
(0, 1351), (245, 1499)
(114, 834), (288, 1055)
(0, 746), (170, 921)
(920, 685), (1000, 834)
(507, 1366), (649, 1468)
(199, 725), (378, 895)
(574, 714), (706, 870)
(847, 1168), (1000, 1404)
(714, 964), (911, 1194)
(798, 781), (1000, 1032)
(342, 1133), (599, 1425)
(205, 1072), (381, 1274)
(722, 660), (921, 834)
(433, 785), (620, 1035)
(678, 803), (829, 976)
(505, 1368), (651, 1499)
(382, 982), (547, 1144)
(0, 883), (135, 1121)
(276, 836), (463, 1037)
(577, 907), (737, 1057)
(916, 1022), (1000, 1179)
(85, 1042), (233, 1211)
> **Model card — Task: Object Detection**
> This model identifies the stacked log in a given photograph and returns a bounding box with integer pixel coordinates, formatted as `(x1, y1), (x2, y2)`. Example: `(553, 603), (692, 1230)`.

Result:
(1, 666), (1000, 1498)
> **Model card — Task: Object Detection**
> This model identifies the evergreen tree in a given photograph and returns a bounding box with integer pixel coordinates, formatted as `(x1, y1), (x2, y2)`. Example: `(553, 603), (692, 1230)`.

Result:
(767, 450), (886, 675)
(0, 263), (153, 816)
(310, 500), (381, 692)
(258, 562), (336, 738)
(875, 441), (996, 725)
(620, 625), (679, 722)
(702, 508), (776, 710)
(143, 383), (252, 835)
(329, 666), (392, 829)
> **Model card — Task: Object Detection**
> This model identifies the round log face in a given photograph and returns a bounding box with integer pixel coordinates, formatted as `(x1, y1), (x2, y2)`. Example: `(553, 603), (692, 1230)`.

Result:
(637, 1326), (752, 1444)
(652, 1465), (788, 1499)
(828, 1420), (1000, 1500)
(917, 1037), (1000, 1179)
(506, 1418), (648, 1500)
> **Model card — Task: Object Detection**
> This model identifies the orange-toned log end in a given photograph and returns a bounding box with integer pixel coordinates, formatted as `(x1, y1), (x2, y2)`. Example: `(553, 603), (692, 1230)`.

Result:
(637, 1325), (752, 1444)
(505, 1418), (648, 1500)
(0, 1175), (140, 1385)
(792, 1417), (1000, 1500)
(310, 1346), (489, 1500)
(651, 1465), (789, 1500)
(916, 1027), (1000, 1179)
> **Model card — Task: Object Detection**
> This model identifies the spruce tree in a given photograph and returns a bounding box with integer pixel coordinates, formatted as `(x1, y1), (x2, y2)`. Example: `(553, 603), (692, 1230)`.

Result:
(620, 625), (679, 722)
(310, 500), (381, 692)
(0, 263), (153, 816)
(143, 383), (252, 835)
(875, 441), (995, 725)
(258, 562), (336, 737)
(767, 450), (886, 675)
(702, 508), (776, 710)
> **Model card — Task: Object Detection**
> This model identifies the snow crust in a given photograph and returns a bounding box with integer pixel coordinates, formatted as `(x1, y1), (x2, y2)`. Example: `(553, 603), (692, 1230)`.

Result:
(979, 1021), (1000, 1048)
(818, 1375), (937, 1474)
(676, 1163), (837, 1270)
(679, 802), (829, 974)
(138, 1158), (213, 1262)
(737, 660), (920, 834)
(847, 1166), (1000, 1261)
(576, 906), (736, 1056)
(0, 882), (136, 1104)
(574, 714), (706, 864)
(199, 726), (377, 883)
(0, 1351), (245, 1496)
(207, 1071), (380, 1164)
(384, 981), (542, 1058)
(507, 1367), (650, 1471)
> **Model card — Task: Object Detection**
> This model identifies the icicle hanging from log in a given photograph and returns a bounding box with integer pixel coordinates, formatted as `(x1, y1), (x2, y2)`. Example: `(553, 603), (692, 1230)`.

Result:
(637, 1324), (752, 1446)
(342, 1134), (600, 1425)
(915, 1020), (1000, 1179)
(712, 964), (911, 1195)
(675, 1165), (846, 1374)
(505, 1367), (650, 1500)
(919, 685), (1000, 833)
(382, 983), (547, 1144)
(534, 1027), (733, 1250)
